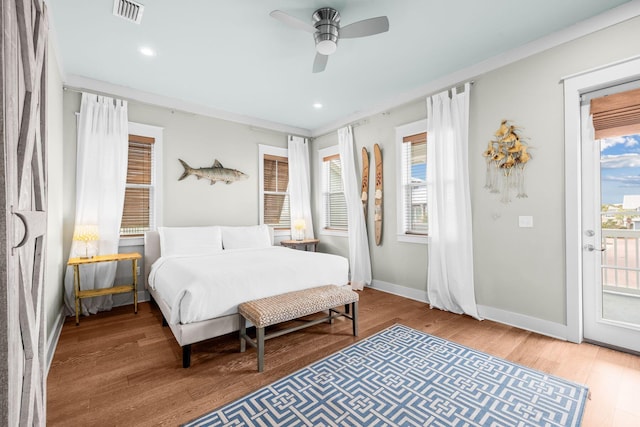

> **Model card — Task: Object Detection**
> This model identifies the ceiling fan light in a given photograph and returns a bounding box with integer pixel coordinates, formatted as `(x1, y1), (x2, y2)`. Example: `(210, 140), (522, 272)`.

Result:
(139, 46), (156, 57)
(316, 40), (337, 55)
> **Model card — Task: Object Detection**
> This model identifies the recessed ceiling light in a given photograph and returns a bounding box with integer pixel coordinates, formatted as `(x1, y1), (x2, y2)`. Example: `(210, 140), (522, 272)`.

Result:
(313, 103), (323, 109)
(139, 46), (156, 57)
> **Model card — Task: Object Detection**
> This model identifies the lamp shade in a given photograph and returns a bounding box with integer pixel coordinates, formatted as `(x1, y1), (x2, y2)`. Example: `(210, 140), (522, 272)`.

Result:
(73, 225), (100, 258)
(73, 225), (100, 243)
(293, 219), (306, 241)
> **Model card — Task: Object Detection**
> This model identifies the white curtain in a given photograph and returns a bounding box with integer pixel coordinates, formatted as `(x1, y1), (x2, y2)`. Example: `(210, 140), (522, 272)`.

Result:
(338, 126), (372, 291)
(426, 83), (481, 319)
(288, 135), (314, 239)
(64, 93), (129, 315)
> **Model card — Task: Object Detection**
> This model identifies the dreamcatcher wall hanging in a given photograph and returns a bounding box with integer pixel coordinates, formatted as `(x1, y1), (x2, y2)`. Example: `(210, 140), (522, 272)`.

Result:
(482, 120), (532, 203)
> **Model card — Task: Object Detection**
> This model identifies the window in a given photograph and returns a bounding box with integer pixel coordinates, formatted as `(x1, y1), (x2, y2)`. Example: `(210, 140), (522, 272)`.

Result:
(319, 146), (347, 234)
(120, 122), (162, 242)
(259, 145), (290, 231)
(121, 135), (153, 236)
(396, 120), (428, 243)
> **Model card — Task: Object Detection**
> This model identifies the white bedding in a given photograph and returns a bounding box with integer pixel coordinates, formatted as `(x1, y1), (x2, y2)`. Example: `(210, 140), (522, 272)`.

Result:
(148, 246), (349, 325)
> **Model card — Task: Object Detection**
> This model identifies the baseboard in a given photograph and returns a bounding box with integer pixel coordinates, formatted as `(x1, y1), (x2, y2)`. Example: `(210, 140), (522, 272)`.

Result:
(477, 304), (569, 341)
(369, 279), (429, 303)
(111, 290), (150, 308)
(138, 290), (150, 303)
(46, 306), (66, 375)
(369, 280), (569, 341)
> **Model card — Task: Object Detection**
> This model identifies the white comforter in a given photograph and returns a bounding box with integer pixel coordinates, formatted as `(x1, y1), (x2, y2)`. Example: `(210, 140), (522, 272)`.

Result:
(148, 246), (349, 325)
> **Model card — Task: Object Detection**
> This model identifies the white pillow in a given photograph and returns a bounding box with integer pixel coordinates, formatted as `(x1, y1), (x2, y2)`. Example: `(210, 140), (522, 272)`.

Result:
(158, 226), (223, 257)
(222, 225), (272, 249)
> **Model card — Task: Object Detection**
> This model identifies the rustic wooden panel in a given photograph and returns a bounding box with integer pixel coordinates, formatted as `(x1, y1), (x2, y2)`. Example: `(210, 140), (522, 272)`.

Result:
(1, 0), (23, 424)
(1, 0), (48, 425)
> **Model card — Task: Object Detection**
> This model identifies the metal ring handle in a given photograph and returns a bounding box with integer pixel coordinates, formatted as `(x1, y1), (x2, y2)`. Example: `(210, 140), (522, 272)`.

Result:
(13, 210), (29, 250)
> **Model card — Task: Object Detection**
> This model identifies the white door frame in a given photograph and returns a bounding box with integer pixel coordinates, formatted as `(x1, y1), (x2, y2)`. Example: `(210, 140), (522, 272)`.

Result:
(563, 55), (640, 343)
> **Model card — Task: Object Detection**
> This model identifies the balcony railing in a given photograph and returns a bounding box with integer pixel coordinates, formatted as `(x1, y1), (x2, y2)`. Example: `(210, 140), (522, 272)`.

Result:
(602, 228), (640, 296)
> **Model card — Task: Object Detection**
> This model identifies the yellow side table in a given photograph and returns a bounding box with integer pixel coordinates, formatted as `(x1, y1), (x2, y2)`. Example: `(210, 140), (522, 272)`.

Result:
(68, 252), (142, 325)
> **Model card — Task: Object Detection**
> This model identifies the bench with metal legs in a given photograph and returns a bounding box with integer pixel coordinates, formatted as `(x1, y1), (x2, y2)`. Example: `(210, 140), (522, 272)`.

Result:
(238, 285), (359, 372)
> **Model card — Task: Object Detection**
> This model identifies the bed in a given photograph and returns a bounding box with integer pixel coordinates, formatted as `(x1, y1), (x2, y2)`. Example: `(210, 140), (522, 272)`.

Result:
(144, 225), (349, 367)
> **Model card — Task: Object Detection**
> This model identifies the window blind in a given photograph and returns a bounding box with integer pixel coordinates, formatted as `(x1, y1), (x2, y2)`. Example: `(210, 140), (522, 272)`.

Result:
(591, 87), (640, 139)
(263, 155), (290, 228)
(323, 155), (348, 230)
(121, 135), (154, 236)
(402, 132), (428, 235)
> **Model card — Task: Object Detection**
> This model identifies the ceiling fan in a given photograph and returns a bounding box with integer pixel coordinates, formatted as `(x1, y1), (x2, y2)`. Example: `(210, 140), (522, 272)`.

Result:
(270, 7), (390, 73)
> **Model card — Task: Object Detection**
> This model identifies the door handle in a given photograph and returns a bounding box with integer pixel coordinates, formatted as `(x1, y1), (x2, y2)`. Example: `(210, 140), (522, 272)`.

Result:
(584, 244), (606, 252)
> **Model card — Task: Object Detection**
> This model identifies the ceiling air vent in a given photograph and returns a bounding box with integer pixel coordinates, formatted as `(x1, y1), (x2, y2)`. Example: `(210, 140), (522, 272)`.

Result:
(113, 0), (144, 24)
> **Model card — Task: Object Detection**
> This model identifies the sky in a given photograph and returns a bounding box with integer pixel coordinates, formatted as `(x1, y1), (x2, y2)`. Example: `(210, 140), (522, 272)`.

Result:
(412, 164), (426, 182)
(601, 134), (640, 205)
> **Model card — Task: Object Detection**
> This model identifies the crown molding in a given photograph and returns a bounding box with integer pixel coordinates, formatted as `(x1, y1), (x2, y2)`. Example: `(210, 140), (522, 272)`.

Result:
(63, 74), (312, 138)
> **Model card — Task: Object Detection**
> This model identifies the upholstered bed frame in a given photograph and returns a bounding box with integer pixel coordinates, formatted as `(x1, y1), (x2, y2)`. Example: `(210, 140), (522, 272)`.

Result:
(144, 231), (241, 368)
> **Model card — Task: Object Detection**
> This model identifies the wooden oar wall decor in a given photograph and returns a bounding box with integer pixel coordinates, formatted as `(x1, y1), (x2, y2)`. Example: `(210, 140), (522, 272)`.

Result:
(374, 143), (383, 245)
(361, 147), (369, 226)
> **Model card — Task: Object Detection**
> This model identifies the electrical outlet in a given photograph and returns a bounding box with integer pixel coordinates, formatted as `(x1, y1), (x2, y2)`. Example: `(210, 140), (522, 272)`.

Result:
(136, 266), (141, 275)
(518, 216), (533, 228)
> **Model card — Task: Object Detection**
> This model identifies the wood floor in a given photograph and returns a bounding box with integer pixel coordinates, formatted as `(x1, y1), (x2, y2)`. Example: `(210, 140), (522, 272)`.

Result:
(47, 288), (640, 426)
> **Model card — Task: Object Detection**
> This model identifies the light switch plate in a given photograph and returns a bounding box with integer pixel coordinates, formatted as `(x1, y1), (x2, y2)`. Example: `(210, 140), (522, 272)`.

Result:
(519, 216), (533, 228)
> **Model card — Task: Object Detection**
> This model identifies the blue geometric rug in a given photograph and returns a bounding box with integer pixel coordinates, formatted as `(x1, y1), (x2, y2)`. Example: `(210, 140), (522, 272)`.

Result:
(184, 324), (588, 426)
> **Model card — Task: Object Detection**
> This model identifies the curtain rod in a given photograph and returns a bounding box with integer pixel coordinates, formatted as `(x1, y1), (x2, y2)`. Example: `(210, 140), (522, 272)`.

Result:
(436, 80), (475, 96)
(310, 118), (370, 141)
(311, 80), (475, 141)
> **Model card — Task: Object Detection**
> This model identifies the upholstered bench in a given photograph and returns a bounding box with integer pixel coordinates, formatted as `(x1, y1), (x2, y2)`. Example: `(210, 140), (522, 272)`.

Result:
(238, 285), (359, 372)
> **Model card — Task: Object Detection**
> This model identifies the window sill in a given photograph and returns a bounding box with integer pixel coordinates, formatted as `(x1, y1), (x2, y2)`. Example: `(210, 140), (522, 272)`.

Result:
(320, 228), (348, 238)
(397, 234), (429, 244)
(273, 229), (291, 237)
(119, 236), (144, 247)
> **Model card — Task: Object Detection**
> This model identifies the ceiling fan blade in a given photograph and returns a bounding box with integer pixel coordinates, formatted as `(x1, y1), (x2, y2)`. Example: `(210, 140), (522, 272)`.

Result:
(270, 10), (317, 34)
(313, 53), (328, 73)
(340, 16), (389, 39)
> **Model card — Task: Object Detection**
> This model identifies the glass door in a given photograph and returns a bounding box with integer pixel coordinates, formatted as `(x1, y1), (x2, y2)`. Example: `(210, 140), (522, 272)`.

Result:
(582, 89), (640, 352)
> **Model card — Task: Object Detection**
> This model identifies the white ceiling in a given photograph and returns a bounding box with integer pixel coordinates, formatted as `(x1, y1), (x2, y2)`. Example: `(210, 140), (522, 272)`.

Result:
(49, 0), (638, 135)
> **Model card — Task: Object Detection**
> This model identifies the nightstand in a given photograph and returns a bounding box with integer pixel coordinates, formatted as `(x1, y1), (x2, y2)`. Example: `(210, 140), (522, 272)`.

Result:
(280, 239), (320, 252)
(68, 252), (142, 325)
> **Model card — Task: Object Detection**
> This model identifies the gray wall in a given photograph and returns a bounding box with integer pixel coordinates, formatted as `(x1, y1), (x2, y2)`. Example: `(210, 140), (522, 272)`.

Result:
(129, 103), (289, 226)
(45, 41), (65, 346)
(311, 16), (640, 326)
(471, 15), (640, 324)
(62, 94), (288, 239)
(311, 101), (429, 291)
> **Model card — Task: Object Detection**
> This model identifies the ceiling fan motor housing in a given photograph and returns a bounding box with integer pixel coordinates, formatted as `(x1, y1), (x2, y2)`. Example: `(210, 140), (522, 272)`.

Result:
(313, 7), (340, 55)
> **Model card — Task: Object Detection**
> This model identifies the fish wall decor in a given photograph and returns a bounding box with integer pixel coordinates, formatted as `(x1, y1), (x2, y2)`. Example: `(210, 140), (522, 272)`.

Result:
(178, 159), (249, 185)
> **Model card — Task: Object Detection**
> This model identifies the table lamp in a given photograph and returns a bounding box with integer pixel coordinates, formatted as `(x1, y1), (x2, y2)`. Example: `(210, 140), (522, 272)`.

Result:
(293, 219), (306, 241)
(73, 225), (100, 259)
